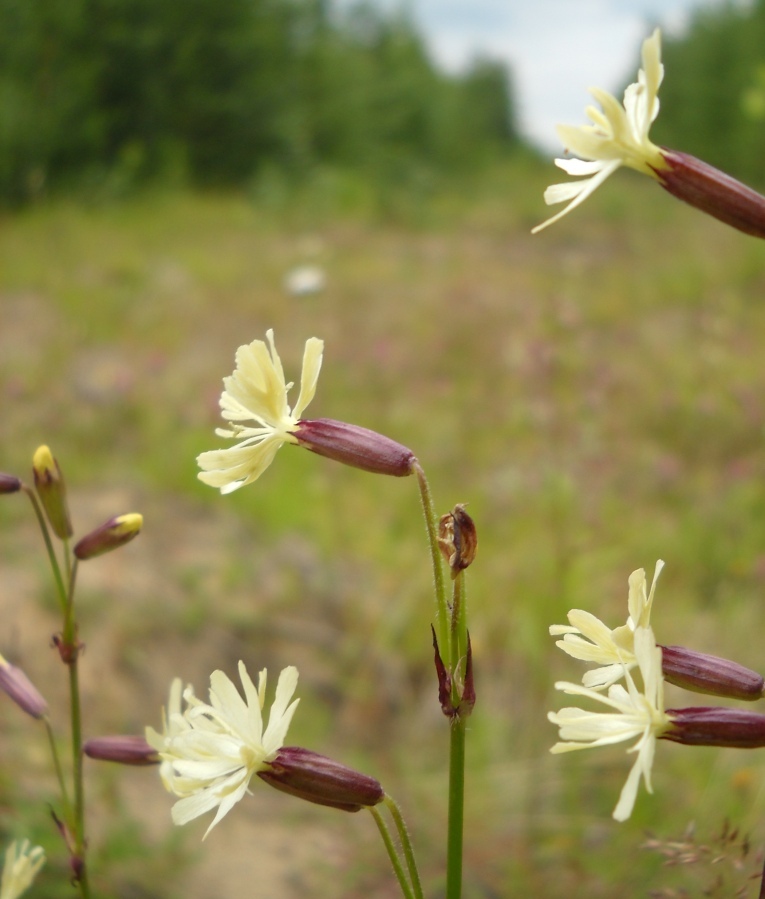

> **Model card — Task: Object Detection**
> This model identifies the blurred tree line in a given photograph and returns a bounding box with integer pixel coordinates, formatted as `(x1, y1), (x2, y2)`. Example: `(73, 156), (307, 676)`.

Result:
(654, 0), (765, 188)
(0, 0), (520, 203)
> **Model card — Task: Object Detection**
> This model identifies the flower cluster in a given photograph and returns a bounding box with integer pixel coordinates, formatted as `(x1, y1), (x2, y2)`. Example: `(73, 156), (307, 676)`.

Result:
(549, 562), (765, 821)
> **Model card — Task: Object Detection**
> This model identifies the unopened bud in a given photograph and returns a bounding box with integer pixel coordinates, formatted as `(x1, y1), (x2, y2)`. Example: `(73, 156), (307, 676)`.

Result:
(32, 445), (73, 539)
(661, 645), (764, 701)
(83, 735), (159, 766)
(0, 473), (22, 494)
(257, 746), (384, 811)
(74, 513), (143, 560)
(438, 504), (477, 577)
(0, 654), (48, 718)
(663, 707), (765, 748)
(292, 418), (416, 477)
(656, 150), (765, 240)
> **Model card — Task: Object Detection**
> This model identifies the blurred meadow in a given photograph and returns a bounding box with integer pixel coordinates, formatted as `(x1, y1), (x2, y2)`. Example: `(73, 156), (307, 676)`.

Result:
(2, 1), (765, 897)
(2, 164), (765, 898)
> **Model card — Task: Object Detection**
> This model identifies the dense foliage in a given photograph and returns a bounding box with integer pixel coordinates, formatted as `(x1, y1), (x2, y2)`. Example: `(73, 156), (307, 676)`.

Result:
(655, 0), (765, 188)
(0, 0), (520, 203)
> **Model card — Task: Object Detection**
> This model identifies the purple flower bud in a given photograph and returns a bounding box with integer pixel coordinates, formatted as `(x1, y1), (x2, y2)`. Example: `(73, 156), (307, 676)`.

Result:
(257, 746), (384, 811)
(0, 655), (48, 719)
(83, 735), (159, 765)
(32, 445), (72, 539)
(0, 473), (22, 494)
(292, 419), (416, 477)
(74, 513), (143, 560)
(661, 645), (764, 701)
(663, 707), (765, 748)
(655, 150), (765, 240)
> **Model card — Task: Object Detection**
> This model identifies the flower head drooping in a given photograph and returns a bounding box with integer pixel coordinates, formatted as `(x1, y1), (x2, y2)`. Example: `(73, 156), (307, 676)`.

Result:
(197, 331), (323, 493)
(533, 29), (667, 233)
(550, 560), (664, 690)
(198, 331), (416, 491)
(146, 663), (299, 838)
(549, 626), (671, 821)
(533, 29), (765, 238)
(0, 840), (45, 899)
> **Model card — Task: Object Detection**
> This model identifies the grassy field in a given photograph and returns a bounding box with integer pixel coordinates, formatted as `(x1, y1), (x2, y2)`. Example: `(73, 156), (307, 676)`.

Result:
(2, 160), (765, 897)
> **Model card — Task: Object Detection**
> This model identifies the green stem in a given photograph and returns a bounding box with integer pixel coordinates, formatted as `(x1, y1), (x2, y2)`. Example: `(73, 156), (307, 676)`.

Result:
(369, 805), (415, 899)
(384, 795), (424, 899)
(62, 559), (90, 899)
(43, 719), (74, 824)
(446, 717), (467, 899)
(22, 487), (68, 612)
(449, 573), (467, 704)
(413, 462), (449, 658)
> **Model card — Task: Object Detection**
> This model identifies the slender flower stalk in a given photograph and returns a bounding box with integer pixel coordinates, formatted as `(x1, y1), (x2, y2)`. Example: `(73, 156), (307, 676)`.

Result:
(384, 795), (424, 899)
(369, 806), (417, 899)
(413, 462), (449, 655)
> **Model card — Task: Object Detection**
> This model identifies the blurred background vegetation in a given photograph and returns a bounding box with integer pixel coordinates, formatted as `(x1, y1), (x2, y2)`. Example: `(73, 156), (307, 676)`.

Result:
(1, 0), (765, 898)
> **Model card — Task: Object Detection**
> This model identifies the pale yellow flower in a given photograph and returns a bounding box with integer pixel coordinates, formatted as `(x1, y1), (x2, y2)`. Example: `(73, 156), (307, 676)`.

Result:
(147, 663), (299, 838)
(0, 840), (45, 899)
(549, 626), (671, 821)
(197, 330), (323, 493)
(533, 29), (667, 233)
(550, 560), (664, 690)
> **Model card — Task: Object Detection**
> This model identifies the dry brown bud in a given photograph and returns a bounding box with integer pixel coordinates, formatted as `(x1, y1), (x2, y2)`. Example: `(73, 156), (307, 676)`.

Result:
(438, 504), (477, 578)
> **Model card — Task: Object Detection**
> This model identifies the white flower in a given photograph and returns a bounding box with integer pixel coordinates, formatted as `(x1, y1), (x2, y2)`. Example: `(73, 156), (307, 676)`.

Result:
(548, 626), (671, 821)
(284, 265), (326, 297)
(146, 662), (300, 838)
(0, 840), (45, 899)
(197, 330), (323, 493)
(550, 560), (664, 690)
(533, 29), (667, 233)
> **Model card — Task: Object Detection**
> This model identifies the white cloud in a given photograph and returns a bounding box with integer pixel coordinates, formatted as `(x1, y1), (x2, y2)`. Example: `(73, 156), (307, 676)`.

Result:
(337, 0), (732, 150)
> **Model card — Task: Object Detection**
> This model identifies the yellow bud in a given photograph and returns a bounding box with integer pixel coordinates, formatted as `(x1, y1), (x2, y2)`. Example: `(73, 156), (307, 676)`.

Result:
(74, 513), (143, 560)
(32, 445), (72, 539)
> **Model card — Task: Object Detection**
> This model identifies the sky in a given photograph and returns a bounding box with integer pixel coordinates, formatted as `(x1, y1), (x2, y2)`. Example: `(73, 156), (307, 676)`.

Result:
(347, 0), (738, 150)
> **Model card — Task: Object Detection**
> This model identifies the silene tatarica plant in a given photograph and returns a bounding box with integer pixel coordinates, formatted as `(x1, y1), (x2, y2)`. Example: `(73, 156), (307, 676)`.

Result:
(3, 22), (765, 899)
